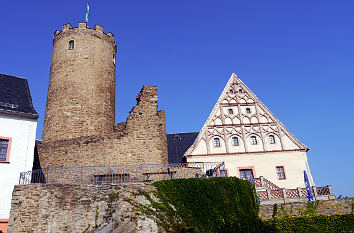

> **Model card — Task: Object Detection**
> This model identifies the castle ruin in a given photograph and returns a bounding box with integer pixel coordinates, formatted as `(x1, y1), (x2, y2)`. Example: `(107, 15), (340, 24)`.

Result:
(38, 22), (168, 168)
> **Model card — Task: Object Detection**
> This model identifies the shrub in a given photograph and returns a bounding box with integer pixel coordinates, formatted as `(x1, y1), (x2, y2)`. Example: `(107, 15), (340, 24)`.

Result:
(152, 177), (267, 233)
(266, 214), (354, 233)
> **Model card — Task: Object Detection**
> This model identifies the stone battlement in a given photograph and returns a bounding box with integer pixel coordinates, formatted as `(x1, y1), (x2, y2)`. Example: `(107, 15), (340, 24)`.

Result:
(53, 22), (115, 42)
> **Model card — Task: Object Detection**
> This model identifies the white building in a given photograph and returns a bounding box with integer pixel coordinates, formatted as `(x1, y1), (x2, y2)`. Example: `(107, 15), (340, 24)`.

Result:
(0, 73), (38, 233)
(185, 73), (315, 190)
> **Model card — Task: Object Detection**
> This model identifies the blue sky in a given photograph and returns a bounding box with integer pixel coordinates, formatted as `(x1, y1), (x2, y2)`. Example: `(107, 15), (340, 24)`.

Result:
(1, 1), (353, 196)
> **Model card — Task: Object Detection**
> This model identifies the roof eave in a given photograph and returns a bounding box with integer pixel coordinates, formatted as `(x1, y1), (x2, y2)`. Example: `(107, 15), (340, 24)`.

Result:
(0, 109), (39, 120)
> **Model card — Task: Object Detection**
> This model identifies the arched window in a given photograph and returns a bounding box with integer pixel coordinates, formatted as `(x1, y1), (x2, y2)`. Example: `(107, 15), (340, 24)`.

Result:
(269, 135), (276, 144)
(250, 136), (257, 145)
(239, 88), (243, 93)
(228, 108), (233, 115)
(68, 40), (74, 50)
(232, 137), (239, 146)
(213, 138), (221, 147)
(246, 108), (251, 114)
(229, 89), (234, 94)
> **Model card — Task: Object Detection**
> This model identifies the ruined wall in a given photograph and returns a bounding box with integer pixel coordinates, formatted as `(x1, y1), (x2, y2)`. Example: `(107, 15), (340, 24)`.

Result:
(42, 22), (116, 143)
(38, 86), (168, 168)
(259, 198), (353, 220)
(8, 183), (161, 233)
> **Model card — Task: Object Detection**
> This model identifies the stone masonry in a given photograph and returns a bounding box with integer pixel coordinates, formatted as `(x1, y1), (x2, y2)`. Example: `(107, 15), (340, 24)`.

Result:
(8, 184), (353, 232)
(38, 85), (168, 168)
(42, 22), (116, 142)
(259, 198), (353, 220)
(38, 22), (168, 168)
(8, 183), (163, 233)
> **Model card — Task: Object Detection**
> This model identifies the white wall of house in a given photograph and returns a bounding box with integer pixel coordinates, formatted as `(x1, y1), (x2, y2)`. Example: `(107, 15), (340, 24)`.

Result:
(0, 114), (37, 219)
(185, 74), (316, 189)
(187, 150), (315, 189)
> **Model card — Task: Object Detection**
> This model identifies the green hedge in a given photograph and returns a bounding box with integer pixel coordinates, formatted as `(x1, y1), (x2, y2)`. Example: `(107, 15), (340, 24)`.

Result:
(133, 178), (353, 232)
(152, 177), (266, 233)
(266, 214), (354, 233)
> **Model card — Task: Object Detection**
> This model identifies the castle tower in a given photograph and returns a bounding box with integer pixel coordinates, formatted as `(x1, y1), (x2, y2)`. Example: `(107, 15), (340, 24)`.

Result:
(42, 22), (117, 143)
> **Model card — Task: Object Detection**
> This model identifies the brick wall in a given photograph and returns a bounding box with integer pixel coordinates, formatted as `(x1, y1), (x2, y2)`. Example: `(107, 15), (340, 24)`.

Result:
(259, 198), (353, 220)
(38, 85), (168, 168)
(8, 183), (161, 233)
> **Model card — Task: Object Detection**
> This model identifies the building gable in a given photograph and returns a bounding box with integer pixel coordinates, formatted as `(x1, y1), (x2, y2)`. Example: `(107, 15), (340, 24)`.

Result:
(185, 73), (308, 157)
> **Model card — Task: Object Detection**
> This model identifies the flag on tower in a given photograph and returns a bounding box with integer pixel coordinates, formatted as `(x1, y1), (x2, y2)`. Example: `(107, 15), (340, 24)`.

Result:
(86, 3), (90, 23)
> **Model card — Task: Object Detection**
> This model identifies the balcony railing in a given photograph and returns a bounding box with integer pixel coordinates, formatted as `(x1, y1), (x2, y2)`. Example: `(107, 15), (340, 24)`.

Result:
(19, 162), (226, 185)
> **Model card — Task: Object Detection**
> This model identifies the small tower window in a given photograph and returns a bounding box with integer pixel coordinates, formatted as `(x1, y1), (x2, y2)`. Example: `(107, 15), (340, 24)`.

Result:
(68, 40), (75, 50)
(232, 137), (239, 146)
(113, 54), (116, 64)
(228, 109), (233, 115)
(269, 135), (276, 144)
(250, 136), (257, 145)
(246, 108), (251, 114)
(213, 138), (221, 147)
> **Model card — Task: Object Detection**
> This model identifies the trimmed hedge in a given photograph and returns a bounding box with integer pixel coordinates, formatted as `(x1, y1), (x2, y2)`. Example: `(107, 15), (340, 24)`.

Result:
(266, 214), (354, 233)
(153, 177), (266, 232)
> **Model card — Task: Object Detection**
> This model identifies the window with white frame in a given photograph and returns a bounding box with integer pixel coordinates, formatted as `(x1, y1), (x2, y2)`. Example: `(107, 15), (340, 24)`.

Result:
(276, 166), (286, 179)
(269, 135), (276, 144)
(232, 137), (239, 146)
(0, 139), (9, 161)
(228, 108), (233, 115)
(250, 136), (257, 145)
(213, 138), (221, 147)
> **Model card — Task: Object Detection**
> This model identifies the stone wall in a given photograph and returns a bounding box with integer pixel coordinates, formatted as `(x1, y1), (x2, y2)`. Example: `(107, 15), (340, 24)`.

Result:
(259, 198), (353, 220)
(42, 22), (116, 142)
(38, 85), (168, 168)
(8, 183), (162, 233)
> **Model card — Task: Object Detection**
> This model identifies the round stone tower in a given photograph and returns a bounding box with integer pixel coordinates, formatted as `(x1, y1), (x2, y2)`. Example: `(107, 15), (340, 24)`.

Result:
(42, 22), (117, 143)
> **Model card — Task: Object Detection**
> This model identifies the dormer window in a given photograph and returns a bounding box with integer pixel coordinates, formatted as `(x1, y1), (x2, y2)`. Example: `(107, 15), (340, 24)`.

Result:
(228, 109), (233, 115)
(246, 108), (251, 114)
(250, 136), (257, 145)
(269, 135), (276, 144)
(68, 40), (74, 50)
(213, 138), (221, 147)
(232, 137), (239, 146)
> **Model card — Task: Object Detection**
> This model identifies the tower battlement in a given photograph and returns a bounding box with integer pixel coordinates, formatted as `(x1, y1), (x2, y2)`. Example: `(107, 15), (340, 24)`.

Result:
(53, 22), (115, 43)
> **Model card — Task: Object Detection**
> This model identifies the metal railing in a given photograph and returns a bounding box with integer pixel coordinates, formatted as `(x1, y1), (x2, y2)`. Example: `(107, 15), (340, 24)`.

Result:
(19, 162), (225, 185)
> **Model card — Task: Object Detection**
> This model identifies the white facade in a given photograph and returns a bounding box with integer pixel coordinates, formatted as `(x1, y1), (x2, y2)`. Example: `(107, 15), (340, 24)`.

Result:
(0, 114), (37, 219)
(185, 73), (315, 189)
